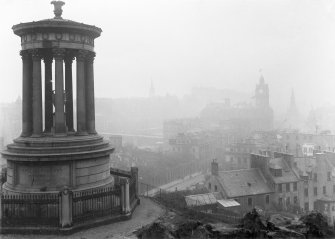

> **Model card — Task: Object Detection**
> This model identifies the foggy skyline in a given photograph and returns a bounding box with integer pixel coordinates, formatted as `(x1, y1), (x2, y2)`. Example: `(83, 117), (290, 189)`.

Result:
(1, 0), (335, 115)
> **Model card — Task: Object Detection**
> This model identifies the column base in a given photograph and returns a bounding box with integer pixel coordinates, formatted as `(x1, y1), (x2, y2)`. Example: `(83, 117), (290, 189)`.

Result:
(31, 133), (43, 138)
(75, 131), (89, 136)
(20, 132), (31, 137)
(54, 133), (68, 137)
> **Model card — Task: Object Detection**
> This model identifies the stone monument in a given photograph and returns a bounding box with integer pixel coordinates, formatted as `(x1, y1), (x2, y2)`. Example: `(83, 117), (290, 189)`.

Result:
(1, 1), (114, 194)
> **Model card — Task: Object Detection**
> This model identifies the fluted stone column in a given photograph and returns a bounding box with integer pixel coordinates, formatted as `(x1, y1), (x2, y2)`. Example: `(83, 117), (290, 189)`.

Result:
(53, 49), (66, 134)
(76, 50), (87, 135)
(20, 50), (33, 137)
(44, 53), (53, 133)
(65, 53), (74, 132)
(31, 50), (43, 137)
(86, 52), (96, 134)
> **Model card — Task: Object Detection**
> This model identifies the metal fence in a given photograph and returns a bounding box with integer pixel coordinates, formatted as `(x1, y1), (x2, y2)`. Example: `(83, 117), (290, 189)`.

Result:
(0, 167), (139, 230)
(72, 186), (122, 224)
(1, 193), (60, 227)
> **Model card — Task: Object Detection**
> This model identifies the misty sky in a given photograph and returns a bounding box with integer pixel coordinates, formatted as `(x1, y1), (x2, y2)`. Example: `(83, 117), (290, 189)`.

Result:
(1, 0), (335, 115)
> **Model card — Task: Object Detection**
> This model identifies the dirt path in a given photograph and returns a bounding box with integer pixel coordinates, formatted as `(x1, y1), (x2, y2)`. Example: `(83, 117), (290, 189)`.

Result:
(2, 197), (165, 239)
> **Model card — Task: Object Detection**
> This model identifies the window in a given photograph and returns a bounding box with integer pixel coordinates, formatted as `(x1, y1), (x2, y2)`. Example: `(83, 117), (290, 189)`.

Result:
(314, 173), (317, 182)
(279, 197), (283, 205)
(304, 188), (308, 197)
(333, 185), (335, 193)
(286, 183), (290, 192)
(314, 187), (318, 196)
(214, 185), (218, 192)
(208, 183), (211, 190)
(328, 172), (331, 181)
(294, 196), (298, 204)
(266, 195), (270, 204)
(248, 197), (253, 206)
(287, 197), (290, 206)
(323, 186), (326, 194)
(293, 182), (297, 191)
(278, 184), (282, 193)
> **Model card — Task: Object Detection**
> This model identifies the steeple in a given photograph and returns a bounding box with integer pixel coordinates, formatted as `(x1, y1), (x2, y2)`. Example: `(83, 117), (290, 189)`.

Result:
(288, 89), (298, 115)
(149, 80), (155, 97)
(285, 89), (301, 130)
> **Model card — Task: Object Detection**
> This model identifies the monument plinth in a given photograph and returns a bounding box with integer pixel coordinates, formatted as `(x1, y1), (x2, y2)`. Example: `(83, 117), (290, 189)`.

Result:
(1, 1), (114, 194)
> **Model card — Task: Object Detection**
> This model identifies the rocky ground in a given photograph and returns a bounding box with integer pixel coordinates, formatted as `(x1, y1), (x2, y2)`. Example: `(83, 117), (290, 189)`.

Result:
(135, 207), (335, 239)
(2, 197), (165, 239)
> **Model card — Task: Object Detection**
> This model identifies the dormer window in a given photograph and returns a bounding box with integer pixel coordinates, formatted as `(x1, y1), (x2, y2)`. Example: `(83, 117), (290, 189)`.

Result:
(270, 167), (282, 177)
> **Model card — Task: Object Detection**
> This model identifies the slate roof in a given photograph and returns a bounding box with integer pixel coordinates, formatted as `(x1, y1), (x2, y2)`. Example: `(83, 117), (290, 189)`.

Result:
(218, 168), (273, 198)
(269, 157), (300, 184)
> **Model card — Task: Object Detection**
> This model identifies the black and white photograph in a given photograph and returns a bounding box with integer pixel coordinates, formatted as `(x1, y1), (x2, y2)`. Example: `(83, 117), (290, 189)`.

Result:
(1, 0), (335, 238)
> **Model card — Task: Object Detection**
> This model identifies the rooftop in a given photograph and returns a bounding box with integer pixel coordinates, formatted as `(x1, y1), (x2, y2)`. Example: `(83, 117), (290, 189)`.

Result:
(268, 157), (300, 183)
(218, 168), (273, 198)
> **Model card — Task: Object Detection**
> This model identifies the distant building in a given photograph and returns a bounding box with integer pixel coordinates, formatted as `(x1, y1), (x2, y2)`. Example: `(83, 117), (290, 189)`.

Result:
(169, 132), (216, 161)
(294, 152), (335, 225)
(279, 131), (335, 157)
(250, 152), (301, 212)
(200, 74), (273, 133)
(163, 118), (204, 144)
(205, 160), (274, 213)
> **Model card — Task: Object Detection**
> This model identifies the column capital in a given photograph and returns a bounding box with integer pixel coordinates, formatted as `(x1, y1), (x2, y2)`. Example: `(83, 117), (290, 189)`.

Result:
(43, 53), (53, 64)
(52, 48), (66, 60)
(30, 49), (42, 60)
(76, 50), (88, 61)
(20, 50), (30, 59)
(64, 52), (75, 64)
(86, 52), (96, 63)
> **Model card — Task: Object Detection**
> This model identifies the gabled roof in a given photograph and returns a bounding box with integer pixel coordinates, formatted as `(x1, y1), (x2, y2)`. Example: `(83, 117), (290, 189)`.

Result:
(217, 168), (273, 198)
(269, 157), (300, 183)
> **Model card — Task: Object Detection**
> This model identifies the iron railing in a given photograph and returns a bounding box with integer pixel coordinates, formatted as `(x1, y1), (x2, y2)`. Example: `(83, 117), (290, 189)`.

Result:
(72, 186), (122, 224)
(1, 193), (60, 227)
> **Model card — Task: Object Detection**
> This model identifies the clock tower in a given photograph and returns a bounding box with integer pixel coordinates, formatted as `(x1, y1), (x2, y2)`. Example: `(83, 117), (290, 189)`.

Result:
(255, 74), (269, 108)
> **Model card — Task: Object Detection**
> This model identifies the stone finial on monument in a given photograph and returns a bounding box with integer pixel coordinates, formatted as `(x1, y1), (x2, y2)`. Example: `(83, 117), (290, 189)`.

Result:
(51, 1), (65, 19)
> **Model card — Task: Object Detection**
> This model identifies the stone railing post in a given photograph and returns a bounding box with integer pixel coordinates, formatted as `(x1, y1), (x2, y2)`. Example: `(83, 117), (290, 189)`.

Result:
(125, 178), (130, 214)
(120, 178), (125, 213)
(60, 187), (72, 228)
(120, 178), (130, 215)
(131, 167), (139, 199)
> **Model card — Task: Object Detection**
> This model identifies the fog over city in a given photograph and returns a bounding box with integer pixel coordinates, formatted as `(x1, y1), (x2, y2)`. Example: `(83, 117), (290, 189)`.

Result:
(3, 0), (335, 237)
(1, 0), (335, 116)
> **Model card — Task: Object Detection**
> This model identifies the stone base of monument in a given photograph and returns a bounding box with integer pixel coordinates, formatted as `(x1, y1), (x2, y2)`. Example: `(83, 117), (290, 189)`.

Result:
(0, 134), (140, 234)
(2, 135), (113, 193)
